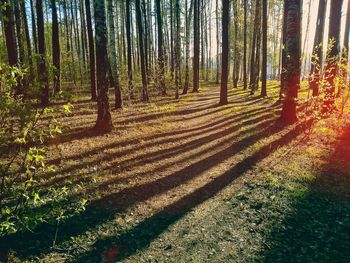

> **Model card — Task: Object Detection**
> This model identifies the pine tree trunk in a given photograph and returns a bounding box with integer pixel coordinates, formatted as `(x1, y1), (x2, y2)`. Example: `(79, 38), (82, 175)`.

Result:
(135, 0), (149, 102)
(215, 0), (219, 84)
(51, 0), (61, 94)
(174, 0), (180, 99)
(37, 0), (50, 106)
(30, 0), (38, 53)
(93, 0), (112, 132)
(309, 0), (326, 97)
(280, 0), (301, 124)
(324, 0), (343, 111)
(219, 0), (229, 105)
(156, 0), (166, 95)
(193, 0), (200, 92)
(85, 0), (97, 100)
(126, 0), (134, 100)
(107, 0), (122, 109)
(243, 0), (247, 90)
(261, 0), (267, 96)
(183, 0), (193, 94)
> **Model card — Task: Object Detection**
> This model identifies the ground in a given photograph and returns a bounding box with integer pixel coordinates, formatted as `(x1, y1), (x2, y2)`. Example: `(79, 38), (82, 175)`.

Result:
(2, 82), (350, 262)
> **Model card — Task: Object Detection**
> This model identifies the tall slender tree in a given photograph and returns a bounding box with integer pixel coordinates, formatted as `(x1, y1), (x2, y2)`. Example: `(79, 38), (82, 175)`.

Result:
(219, 0), (229, 105)
(261, 0), (267, 96)
(93, 0), (112, 131)
(280, 0), (301, 123)
(37, 0), (50, 106)
(174, 0), (180, 99)
(1, 0), (18, 67)
(85, 0), (97, 100)
(126, 0), (134, 100)
(107, 0), (122, 108)
(192, 0), (200, 92)
(155, 0), (166, 95)
(309, 0), (326, 97)
(243, 0), (247, 90)
(324, 0), (343, 111)
(51, 0), (61, 94)
(135, 0), (149, 102)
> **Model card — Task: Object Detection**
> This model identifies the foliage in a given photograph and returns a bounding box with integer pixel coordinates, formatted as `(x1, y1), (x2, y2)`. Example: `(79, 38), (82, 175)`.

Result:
(0, 65), (81, 237)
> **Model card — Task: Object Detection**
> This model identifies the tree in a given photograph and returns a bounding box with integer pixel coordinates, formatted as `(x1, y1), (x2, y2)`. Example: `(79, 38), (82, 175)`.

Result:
(324, 0), (343, 111)
(51, 0), (61, 95)
(261, 0), (267, 96)
(219, 0), (230, 105)
(232, 0), (239, 89)
(1, 0), (18, 67)
(126, 0), (134, 100)
(85, 0), (97, 100)
(215, 0), (219, 84)
(30, 0), (38, 53)
(135, 0), (149, 102)
(280, 0), (301, 123)
(155, 0), (166, 95)
(37, 0), (50, 106)
(93, 0), (113, 131)
(243, 0), (247, 90)
(192, 0), (200, 92)
(107, 0), (122, 108)
(174, 0), (180, 99)
(309, 0), (326, 97)
(182, 0), (193, 94)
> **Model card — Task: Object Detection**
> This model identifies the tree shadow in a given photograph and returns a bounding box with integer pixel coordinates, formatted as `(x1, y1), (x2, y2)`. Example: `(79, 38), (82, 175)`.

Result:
(71, 121), (310, 262)
(262, 125), (350, 262)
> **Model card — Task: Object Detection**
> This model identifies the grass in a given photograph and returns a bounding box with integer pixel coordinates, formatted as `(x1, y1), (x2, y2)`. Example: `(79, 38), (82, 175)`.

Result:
(1, 81), (350, 262)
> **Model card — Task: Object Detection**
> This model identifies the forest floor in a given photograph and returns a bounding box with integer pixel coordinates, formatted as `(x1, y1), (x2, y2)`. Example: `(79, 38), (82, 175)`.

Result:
(2, 81), (350, 262)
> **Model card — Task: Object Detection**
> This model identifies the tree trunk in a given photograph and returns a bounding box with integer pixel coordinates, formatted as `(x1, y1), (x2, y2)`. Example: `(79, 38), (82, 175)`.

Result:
(30, 0), (38, 53)
(93, 0), (113, 132)
(309, 0), (326, 97)
(280, 0), (301, 124)
(219, 0), (229, 105)
(37, 0), (50, 106)
(215, 0), (219, 84)
(85, 0), (97, 100)
(20, 0), (32, 67)
(243, 0), (247, 90)
(155, 0), (166, 95)
(126, 0), (134, 100)
(107, 0), (122, 108)
(324, 0), (343, 111)
(174, 0), (180, 99)
(193, 0), (200, 92)
(136, 0), (149, 102)
(261, 0), (267, 96)
(1, 0), (18, 67)
(51, 0), (61, 94)
(183, 0), (193, 94)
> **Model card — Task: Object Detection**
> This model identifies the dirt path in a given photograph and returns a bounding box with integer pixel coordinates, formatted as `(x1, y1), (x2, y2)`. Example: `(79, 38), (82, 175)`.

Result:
(4, 83), (350, 262)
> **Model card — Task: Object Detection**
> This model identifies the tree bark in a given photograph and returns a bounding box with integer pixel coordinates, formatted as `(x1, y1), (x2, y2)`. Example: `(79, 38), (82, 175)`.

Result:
(155, 0), (166, 95)
(243, 0), (247, 90)
(37, 0), (50, 106)
(324, 0), (343, 111)
(136, 0), (149, 102)
(309, 0), (326, 97)
(126, 0), (134, 100)
(219, 0), (230, 105)
(51, 0), (61, 94)
(193, 0), (200, 92)
(280, 0), (301, 124)
(261, 0), (267, 96)
(85, 0), (97, 100)
(93, 0), (113, 132)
